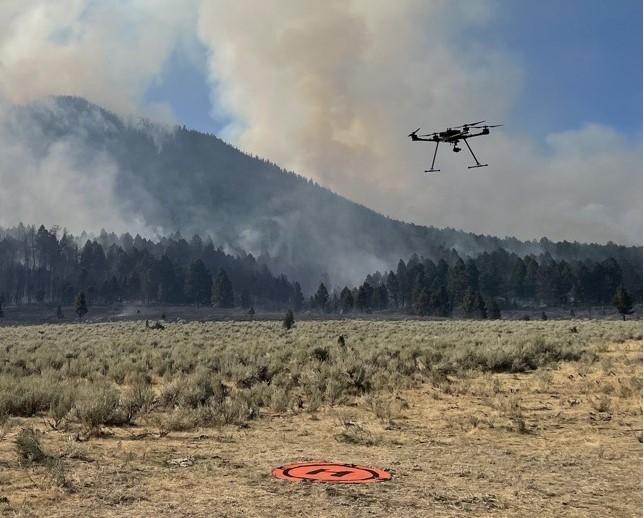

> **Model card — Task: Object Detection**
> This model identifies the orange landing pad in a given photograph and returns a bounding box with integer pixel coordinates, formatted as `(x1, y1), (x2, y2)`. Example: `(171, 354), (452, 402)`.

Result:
(272, 461), (392, 483)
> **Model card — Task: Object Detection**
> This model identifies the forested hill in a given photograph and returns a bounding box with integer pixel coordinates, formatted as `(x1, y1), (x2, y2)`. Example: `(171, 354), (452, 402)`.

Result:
(3, 96), (641, 291)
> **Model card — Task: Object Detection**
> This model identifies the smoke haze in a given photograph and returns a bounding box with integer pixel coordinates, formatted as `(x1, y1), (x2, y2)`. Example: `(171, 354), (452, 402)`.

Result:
(0, 0), (640, 246)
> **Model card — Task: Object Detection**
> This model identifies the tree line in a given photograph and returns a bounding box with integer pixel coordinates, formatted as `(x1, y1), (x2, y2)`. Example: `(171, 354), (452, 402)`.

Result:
(0, 224), (303, 310)
(0, 224), (640, 318)
(309, 249), (641, 318)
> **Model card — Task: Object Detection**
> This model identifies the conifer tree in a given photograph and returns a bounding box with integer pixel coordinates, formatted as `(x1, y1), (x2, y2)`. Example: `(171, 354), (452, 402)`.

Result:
(386, 271), (399, 308)
(56, 305), (64, 319)
(396, 260), (408, 307)
(487, 298), (501, 320)
(186, 259), (212, 306)
(448, 258), (468, 307)
(339, 286), (354, 313)
(312, 282), (329, 311)
(462, 288), (486, 318)
(212, 268), (234, 308)
(613, 286), (634, 321)
(240, 288), (252, 309)
(283, 309), (295, 330)
(356, 283), (371, 312)
(430, 286), (450, 317)
(415, 287), (431, 316)
(75, 291), (88, 320)
(292, 282), (305, 311)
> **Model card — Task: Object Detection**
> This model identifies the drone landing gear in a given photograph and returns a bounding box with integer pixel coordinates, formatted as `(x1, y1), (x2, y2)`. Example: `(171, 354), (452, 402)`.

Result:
(463, 138), (487, 169)
(425, 141), (440, 173)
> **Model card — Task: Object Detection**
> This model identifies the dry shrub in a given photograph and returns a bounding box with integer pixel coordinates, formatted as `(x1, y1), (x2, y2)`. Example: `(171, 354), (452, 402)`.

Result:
(120, 380), (155, 422)
(16, 427), (48, 465)
(73, 384), (120, 434)
(15, 427), (68, 488)
(159, 407), (200, 432)
(0, 319), (639, 429)
(368, 394), (406, 423)
(591, 394), (612, 413)
(334, 414), (377, 446)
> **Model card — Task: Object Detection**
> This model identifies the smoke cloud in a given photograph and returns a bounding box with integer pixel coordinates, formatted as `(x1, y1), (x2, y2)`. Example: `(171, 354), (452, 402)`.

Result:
(0, 0), (640, 246)
(0, 0), (196, 121)
(196, 0), (641, 244)
(0, 98), (151, 235)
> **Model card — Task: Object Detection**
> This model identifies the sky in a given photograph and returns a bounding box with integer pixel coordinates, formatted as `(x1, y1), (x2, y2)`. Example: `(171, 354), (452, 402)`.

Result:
(0, 0), (641, 245)
(145, 0), (643, 140)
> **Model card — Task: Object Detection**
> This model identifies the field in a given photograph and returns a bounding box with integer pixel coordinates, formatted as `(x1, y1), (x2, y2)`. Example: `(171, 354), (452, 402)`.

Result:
(0, 319), (641, 517)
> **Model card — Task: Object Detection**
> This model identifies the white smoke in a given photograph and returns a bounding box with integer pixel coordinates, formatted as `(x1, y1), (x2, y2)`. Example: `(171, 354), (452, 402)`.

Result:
(0, 0), (197, 121)
(0, 0), (639, 246)
(196, 0), (641, 244)
(0, 98), (151, 235)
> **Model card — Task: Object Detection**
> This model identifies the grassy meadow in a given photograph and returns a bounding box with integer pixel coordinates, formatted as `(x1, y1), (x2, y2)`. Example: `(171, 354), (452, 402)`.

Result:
(0, 319), (641, 516)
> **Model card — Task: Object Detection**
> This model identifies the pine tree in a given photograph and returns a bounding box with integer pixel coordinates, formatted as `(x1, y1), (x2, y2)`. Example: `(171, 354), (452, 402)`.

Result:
(356, 283), (371, 312)
(339, 286), (354, 313)
(510, 258), (527, 299)
(465, 259), (480, 292)
(487, 298), (501, 320)
(475, 291), (487, 319)
(385, 271), (399, 308)
(430, 286), (450, 317)
(613, 286), (634, 321)
(312, 283), (329, 311)
(415, 287), (431, 316)
(396, 260), (408, 307)
(212, 268), (234, 308)
(283, 309), (295, 330)
(240, 288), (252, 309)
(186, 259), (212, 306)
(448, 258), (468, 307)
(56, 305), (64, 319)
(373, 285), (389, 310)
(292, 282), (304, 311)
(75, 291), (88, 320)
(462, 288), (486, 318)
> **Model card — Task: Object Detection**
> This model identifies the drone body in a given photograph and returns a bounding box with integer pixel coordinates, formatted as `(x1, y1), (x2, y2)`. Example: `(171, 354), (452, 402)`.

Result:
(408, 120), (502, 173)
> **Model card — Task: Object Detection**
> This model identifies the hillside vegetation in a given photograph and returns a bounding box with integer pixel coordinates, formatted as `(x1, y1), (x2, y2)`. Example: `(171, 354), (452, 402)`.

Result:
(4, 97), (641, 289)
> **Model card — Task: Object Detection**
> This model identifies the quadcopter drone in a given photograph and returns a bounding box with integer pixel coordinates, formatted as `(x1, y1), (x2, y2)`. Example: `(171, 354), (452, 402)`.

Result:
(408, 120), (502, 173)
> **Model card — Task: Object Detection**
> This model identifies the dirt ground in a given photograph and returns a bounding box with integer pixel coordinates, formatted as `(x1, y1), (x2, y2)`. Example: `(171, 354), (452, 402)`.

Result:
(1, 302), (638, 326)
(1, 340), (641, 517)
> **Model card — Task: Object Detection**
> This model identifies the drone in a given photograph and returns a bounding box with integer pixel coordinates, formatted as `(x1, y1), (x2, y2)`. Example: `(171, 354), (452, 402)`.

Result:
(408, 120), (502, 173)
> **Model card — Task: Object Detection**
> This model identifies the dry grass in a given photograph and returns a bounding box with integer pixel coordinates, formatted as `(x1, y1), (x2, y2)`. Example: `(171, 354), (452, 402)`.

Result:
(0, 320), (641, 516)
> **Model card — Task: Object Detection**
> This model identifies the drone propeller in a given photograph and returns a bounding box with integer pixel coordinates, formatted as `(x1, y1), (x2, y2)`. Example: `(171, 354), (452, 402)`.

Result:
(472, 123), (503, 129)
(408, 128), (421, 137)
(455, 120), (485, 128)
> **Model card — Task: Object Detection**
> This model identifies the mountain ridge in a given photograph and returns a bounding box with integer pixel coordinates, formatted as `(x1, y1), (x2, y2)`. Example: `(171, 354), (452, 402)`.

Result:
(3, 96), (640, 290)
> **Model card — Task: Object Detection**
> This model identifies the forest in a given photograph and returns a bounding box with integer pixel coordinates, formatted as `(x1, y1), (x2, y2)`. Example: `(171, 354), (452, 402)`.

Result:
(0, 224), (640, 318)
